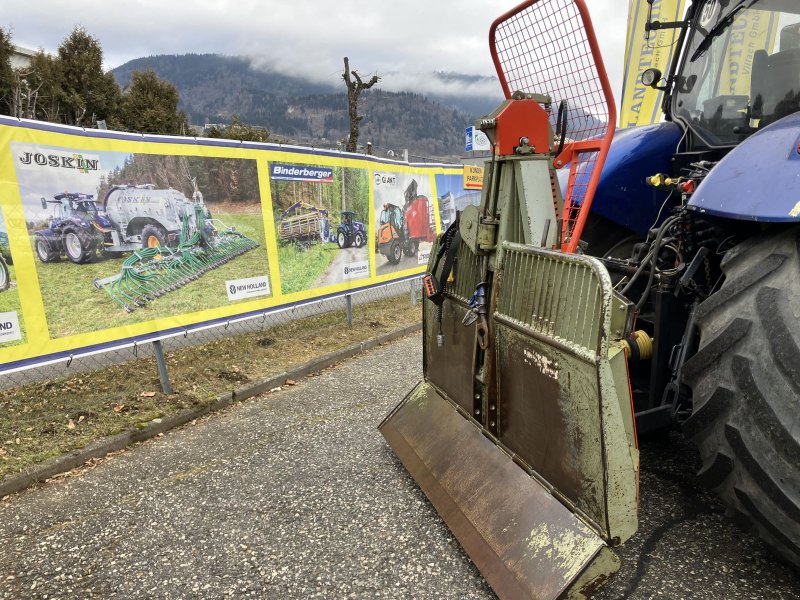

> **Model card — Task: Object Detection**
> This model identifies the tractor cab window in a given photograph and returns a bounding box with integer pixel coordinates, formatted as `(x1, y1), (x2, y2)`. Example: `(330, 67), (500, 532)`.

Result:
(673, 0), (800, 146)
(74, 200), (99, 216)
(380, 208), (397, 226)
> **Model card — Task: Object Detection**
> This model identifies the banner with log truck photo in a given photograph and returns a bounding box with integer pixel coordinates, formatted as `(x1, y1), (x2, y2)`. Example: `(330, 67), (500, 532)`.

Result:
(0, 117), (474, 372)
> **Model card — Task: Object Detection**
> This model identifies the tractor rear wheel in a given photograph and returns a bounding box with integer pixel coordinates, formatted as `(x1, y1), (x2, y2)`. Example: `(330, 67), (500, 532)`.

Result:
(337, 231), (349, 249)
(35, 235), (60, 263)
(0, 256), (8, 291)
(63, 229), (93, 264)
(683, 227), (800, 567)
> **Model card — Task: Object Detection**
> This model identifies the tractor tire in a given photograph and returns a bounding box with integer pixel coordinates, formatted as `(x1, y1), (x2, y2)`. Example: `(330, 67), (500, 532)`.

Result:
(337, 231), (350, 249)
(388, 240), (402, 265)
(63, 229), (93, 264)
(0, 256), (8, 291)
(354, 232), (365, 248)
(35, 235), (60, 263)
(141, 224), (167, 249)
(403, 240), (419, 257)
(682, 227), (800, 567)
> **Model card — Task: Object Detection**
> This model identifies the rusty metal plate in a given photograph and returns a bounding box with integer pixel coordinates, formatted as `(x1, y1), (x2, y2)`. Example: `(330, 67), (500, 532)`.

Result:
(379, 382), (608, 600)
(495, 324), (605, 529)
(424, 299), (476, 415)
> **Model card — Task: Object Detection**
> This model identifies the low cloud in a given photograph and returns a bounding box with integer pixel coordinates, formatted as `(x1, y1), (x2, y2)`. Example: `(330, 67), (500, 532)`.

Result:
(6, 0), (628, 108)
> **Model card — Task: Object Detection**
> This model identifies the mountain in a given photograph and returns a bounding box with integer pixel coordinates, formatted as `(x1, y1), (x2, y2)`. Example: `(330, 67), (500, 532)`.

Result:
(112, 54), (503, 159)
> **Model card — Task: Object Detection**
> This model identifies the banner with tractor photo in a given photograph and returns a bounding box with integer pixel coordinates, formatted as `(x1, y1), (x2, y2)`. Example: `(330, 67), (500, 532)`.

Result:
(0, 117), (467, 372)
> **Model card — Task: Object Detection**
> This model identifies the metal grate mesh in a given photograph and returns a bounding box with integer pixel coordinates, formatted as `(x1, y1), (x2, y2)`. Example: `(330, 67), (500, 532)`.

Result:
(445, 241), (484, 304)
(496, 243), (606, 355)
(490, 0), (614, 253)
(491, 0), (609, 141)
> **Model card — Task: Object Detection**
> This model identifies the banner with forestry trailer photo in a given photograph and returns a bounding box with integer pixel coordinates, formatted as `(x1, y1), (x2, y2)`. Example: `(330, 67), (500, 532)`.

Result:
(0, 116), (463, 372)
(269, 162), (371, 296)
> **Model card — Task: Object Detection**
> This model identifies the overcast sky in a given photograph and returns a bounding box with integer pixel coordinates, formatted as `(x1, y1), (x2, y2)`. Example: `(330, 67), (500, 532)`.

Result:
(4, 1), (629, 105)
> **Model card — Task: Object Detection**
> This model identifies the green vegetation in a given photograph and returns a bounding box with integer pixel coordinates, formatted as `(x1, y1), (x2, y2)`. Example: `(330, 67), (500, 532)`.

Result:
(0, 294), (421, 479)
(34, 213), (269, 338)
(205, 115), (273, 143)
(277, 241), (336, 294)
(117, 69), (188, 134)
(96, 154), (260, 206)
(0, 27), (186, 135)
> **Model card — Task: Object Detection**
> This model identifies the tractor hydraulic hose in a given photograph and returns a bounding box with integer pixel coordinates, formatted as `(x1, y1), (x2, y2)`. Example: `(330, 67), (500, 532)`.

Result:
(636, 214), (682, 311)
(619, 214), (680, 298)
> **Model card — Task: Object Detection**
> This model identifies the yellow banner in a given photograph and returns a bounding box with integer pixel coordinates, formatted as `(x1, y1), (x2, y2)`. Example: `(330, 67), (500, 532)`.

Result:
(717, 9), (780, 97)
(620, 0), (687, 128)
(0, 119), (472, 370)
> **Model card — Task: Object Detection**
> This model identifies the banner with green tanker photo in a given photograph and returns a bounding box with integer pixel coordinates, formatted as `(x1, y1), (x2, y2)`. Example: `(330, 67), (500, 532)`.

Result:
(0, 118), (464, 372)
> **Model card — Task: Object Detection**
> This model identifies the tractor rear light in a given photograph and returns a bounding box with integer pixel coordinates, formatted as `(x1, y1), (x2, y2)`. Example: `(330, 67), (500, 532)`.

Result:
(680, 180), (696, 194)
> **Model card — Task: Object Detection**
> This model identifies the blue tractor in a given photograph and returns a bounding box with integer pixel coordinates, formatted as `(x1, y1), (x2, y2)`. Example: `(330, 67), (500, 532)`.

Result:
(379, 1), (800, 595)
(34, 192), (113, 264)
(573, 0), (800, 568)
(335, 210), (366, 249)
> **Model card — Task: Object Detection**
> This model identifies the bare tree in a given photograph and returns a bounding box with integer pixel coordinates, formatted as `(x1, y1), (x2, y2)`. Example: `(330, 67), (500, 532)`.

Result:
(11, 69), (42, 119)
(342, 57), (379, 153)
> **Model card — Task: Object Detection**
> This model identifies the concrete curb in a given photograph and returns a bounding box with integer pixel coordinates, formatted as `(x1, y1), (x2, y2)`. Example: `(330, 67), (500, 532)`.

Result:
(0, 322), (421, 499)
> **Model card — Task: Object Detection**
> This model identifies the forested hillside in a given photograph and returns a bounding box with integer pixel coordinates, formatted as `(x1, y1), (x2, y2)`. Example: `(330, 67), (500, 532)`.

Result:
(112, 54), (499, 158)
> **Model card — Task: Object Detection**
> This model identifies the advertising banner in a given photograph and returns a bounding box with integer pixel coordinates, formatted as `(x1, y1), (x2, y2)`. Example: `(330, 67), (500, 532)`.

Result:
(715, 7), (780, 97)
(620, 0), (687, 128)
(0, 118), (465, 372)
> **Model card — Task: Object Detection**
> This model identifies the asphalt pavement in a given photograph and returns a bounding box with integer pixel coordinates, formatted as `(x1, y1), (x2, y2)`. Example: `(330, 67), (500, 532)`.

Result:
(1, 333), (799, 599)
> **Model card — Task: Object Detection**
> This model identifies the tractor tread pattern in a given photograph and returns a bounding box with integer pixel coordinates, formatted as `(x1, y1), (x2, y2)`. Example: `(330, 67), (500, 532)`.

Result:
(684, 228), (800, 567)
(731, 355), (800, 465)
(693, 253), (785, 322)
(724, 424), (800, 523)
(757, 286), (800, 395)
(734, 487), (800, 559)
(681, 318), (750, 381)
(681, 386), (733, 439)
(695, 450), (733, 489)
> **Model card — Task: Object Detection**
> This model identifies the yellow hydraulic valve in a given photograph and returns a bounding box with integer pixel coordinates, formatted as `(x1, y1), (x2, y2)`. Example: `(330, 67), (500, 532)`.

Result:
(646, 173), (677, 188)
(620, 330), (653, 361)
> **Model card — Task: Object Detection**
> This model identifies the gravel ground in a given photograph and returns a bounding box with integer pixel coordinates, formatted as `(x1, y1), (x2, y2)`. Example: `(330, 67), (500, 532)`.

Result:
(1, 332), (799, 599)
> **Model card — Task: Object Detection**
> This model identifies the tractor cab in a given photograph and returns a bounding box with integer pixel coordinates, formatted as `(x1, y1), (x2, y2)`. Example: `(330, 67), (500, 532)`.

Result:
(649, 0), (800, 151)
(45, 193), (103, 222)
(378, 203), (403, 230)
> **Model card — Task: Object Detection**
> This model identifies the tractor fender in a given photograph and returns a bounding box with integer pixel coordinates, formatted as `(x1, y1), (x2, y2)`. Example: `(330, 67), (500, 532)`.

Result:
(558, 121), (682, 234)
(688, 112), (800, 222)
(34, 227), (62, 250)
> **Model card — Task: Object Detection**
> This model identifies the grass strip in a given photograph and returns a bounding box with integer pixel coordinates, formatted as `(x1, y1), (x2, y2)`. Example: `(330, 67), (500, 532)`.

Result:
(0, 295), (421, 479)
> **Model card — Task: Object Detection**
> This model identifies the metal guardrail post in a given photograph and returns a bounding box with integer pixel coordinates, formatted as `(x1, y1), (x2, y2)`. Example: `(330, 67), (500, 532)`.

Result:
(346, 293), (353, 327)
(152, 339), (173, 395)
